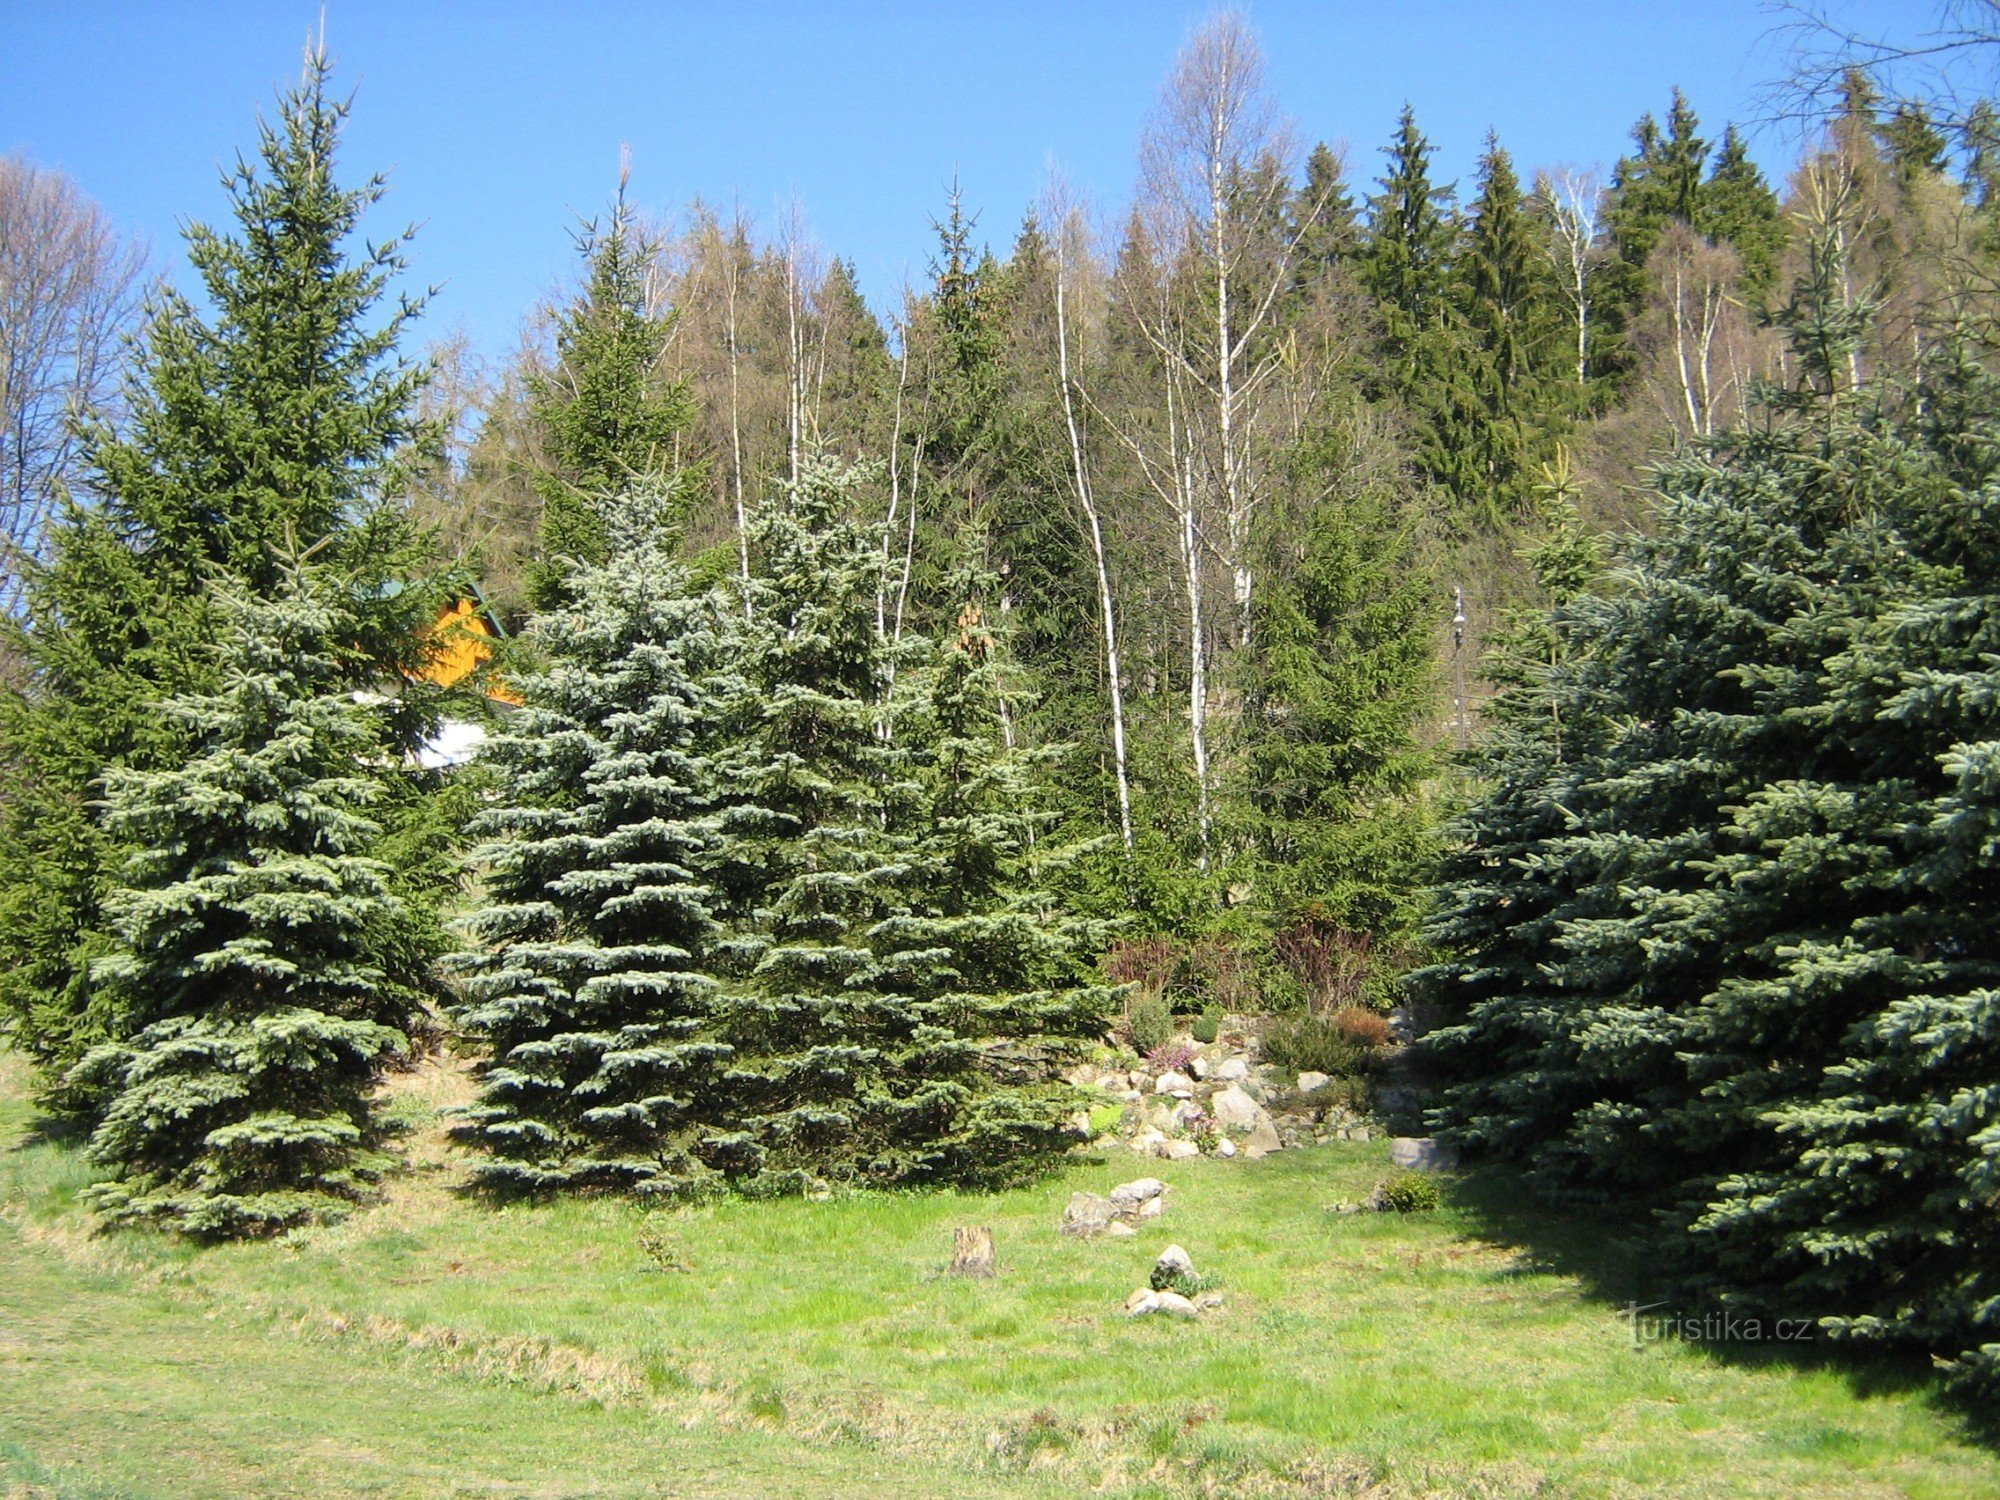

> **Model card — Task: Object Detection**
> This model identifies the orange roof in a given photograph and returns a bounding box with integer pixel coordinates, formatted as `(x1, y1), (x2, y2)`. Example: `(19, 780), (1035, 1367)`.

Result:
(417, 598), (523, 705)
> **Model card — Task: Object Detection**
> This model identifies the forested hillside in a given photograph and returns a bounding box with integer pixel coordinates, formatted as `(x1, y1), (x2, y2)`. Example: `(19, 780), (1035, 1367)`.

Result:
(2, 8), (1998, 1484)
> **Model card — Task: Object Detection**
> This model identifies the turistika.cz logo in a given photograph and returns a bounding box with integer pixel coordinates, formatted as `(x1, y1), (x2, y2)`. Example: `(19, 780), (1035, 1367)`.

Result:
(1620, 1302), (1818, 1350)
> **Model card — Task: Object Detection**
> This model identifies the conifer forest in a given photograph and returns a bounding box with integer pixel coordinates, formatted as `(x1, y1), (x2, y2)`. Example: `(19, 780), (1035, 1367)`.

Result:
(3, 6), (2000, 1496)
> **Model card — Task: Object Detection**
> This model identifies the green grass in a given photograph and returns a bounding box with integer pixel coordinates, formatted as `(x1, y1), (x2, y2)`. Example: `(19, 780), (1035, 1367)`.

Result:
(2, 1050), (1995, 1498)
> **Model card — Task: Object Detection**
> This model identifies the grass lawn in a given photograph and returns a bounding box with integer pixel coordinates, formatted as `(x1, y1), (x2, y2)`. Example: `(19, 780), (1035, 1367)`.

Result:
(2, 1049), (1994, 1498)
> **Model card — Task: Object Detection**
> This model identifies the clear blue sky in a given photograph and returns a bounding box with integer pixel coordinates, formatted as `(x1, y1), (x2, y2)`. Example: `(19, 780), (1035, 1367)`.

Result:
(0, 1), (1927, 364)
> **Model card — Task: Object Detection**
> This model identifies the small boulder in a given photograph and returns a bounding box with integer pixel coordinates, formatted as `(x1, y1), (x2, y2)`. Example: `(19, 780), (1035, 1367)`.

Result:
(1124, 1288), (1161, 1317)
(1296, 1070), (1331, 1094)
(1213, 1056), (1250, 1082)
(1189, 1055), (1212, 1080)
(1107, 1221), (1137, 1238)
(1215, 1137), (1238, 1159)
(1389, 1137), (1455, 1172)
(1209, 1085), (1264, 1131)
(1152, 1290), (1199, 1319)
(1138, 1194), (1167, 1219)
(1193, 1290), (1226, 1311)
(1153, 1243), (1195, 1281)
(1161, 1139), (1200, 1161)
(1060, 1192), (1115, 1237)
(1154, 1070), (1195, 1097)
(1108, 1177), (1167, 1213)
(1131, 1127), (1168, 1156)
(1242, 1119), (1283, 1159)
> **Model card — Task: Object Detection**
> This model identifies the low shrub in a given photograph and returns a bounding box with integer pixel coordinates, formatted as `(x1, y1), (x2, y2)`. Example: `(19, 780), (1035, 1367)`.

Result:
(1191, 1006), (1221, 1044)
(1333, 1006), (1395, 1050)
(1146, 1040), (1196, 1075)
(1259, 1013), (1374, 1078)
(1149, 1262), (1223, 1297)
(1126, 991), (1173, 1055)
(1375, 1172), (1440, 1213)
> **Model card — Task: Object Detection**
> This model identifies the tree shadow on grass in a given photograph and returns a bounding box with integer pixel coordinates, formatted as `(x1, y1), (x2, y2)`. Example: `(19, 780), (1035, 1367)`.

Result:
(1440, 1162), (1998, 1451)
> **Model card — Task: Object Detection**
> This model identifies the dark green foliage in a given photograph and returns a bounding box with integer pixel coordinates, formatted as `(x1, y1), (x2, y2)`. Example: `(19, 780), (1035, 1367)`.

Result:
(1126, 991), (1173, 1055)
(0, 43), (443, 1107)
(1191, 1007), (1221, 1045)
(1454, 133), (1567, 520)
(1699, 126), (1786, 297)
(450, 483), (730, 1196)
(1244, 419), (1437, 933)
(1375, 1172), (1441, 1213)
(529, 185), (698, 604)
(704, 462), (1103, 1192)
(1259, 1013), (1376, 1080)
(1424, 230), (2000, 1399)
(71, 567), (410, 1237)
(1361, 107), (1480, 511)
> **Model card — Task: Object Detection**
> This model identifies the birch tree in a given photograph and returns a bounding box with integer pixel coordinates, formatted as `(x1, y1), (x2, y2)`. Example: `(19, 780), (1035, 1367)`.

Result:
(1043, 184), (1134, 853)
(0, 156), (147, 612)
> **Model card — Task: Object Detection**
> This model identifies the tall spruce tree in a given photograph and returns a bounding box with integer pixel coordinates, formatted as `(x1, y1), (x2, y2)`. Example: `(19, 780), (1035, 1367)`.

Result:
(528, 178), (698, 605)
(1456, 134), (1564, 518)
(1699, 126), (1786, 298)
(1361, 107), (1480, 515)
(0, 41), (442, 1107)
(451, 482), (730, 1195)
(700, 460), (1097, 1192)
(71, 563), (410, 1238)
(1424, 220), (2000, 1402)
(1244, 425), (1437, 934)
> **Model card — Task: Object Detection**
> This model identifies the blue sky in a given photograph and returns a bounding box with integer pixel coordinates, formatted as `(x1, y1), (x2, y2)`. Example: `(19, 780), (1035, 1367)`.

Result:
(0, 2), (1927, 364)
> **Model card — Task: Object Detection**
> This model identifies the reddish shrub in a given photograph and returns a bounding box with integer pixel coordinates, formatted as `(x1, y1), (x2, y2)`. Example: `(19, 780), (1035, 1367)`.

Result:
(1104, 936), (1176, 996)
(1272, 922), (1373, 1013)
(1333, 1005), (1395, 1050)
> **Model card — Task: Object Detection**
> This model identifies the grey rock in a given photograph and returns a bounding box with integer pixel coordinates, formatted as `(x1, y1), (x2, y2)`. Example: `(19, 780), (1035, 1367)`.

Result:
(1215, 1137), (1237, 1159)
(1193, 1290), (1226, 1311)
(1124, 1288), (1161, 1317)
(1060, 1191), (1115, 1237)
(1389, 1137), (1454, 1171)
(1107, 1221), (1138, 1238)
(1154, 1070), (1194, 1097)
(1131, 1127), (1168, 1156)
(1213, 1056), (1250, 1082)
(1138, 1193), (1167, 1219)
(1152, 1290), (1199, 1319)
(1242, 1120), (1283, 1159)
(1209, 1085), (1264, 1131)
(1161, 1139), (1201, 1161)
(1296, 1070), (1331, 1094)
(1189, 1055), (1212, 1080)
(1153, 1244), (1195, 1280)
(1109, 1176), (1167, 1212)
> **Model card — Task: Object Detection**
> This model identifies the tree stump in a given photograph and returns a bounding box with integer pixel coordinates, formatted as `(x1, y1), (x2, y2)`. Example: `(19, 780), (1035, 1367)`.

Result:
(950, 1225), (996, 1277)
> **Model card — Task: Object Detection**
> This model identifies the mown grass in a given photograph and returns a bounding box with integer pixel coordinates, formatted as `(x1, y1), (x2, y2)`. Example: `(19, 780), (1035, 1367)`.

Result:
(2, 1049), (1995, 1498)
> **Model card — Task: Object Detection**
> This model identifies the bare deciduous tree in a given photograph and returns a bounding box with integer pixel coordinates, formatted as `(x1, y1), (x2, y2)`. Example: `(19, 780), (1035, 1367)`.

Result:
(1535, 167), (1603, 387)
(0, 155), (147, 610)
(1043, 180), (1134, 853)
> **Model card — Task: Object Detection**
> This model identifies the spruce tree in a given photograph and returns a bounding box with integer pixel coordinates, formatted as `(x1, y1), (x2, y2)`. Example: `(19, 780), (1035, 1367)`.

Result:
(1698, 126), (1786, 298)
(1456, 134), (1564, 517)
(1360, 106), (1480, 515)
(701, 461), (1096, 1192)
(0, 41), (442, 1107)
(876, 563), (1113, 1185)
(70, 563), (410, 1238)
(1424, 220), (2000, 1401)
(451, 483), (730, 1195)
(1244, 424), (1436, 934)
(528, 179), (697, 605)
